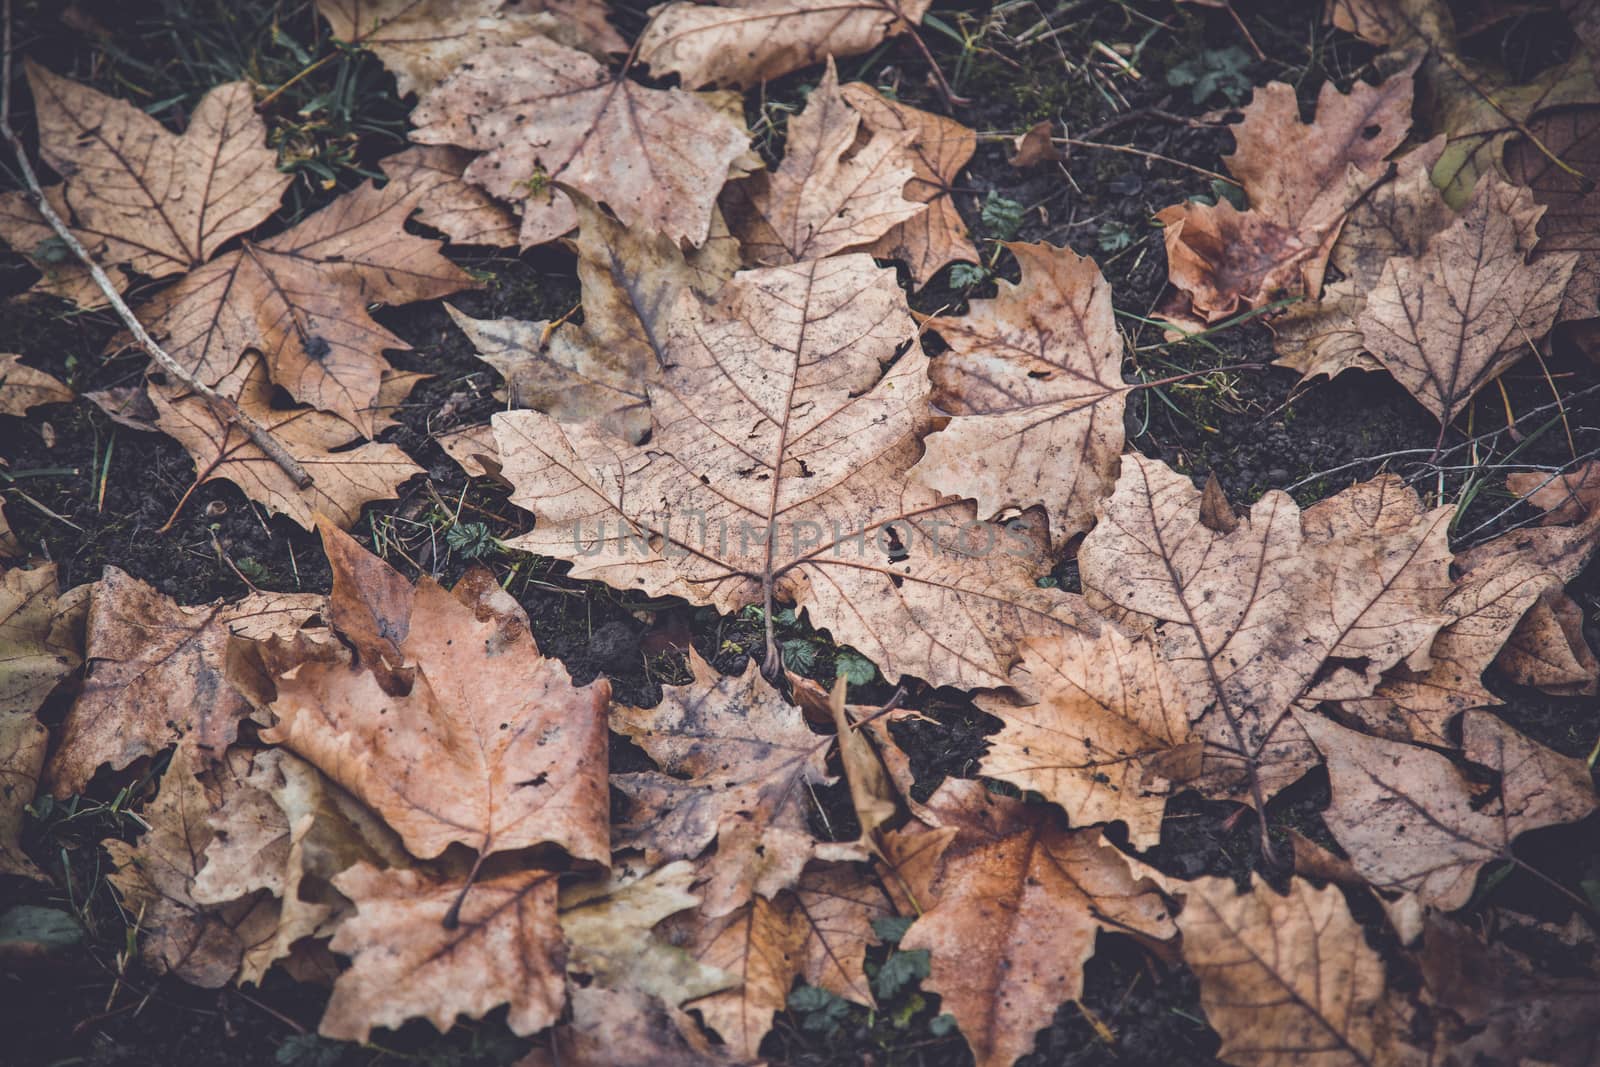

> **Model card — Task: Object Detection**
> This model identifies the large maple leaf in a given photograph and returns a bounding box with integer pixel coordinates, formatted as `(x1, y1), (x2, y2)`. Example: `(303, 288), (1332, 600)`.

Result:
(258, 528), (610, 865)
(409, 35), (751, 250)
(910, 241), (1126, 548)
(134, 147), (477, 436)
(1078, 457), (1454, 810)
(0, 63), (288, 308)
(492, 253), (1090, 689)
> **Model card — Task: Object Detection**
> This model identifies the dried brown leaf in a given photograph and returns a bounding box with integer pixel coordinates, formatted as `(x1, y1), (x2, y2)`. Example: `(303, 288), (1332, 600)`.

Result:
(316, 0), (623, 98)
(410, 36), (750, 250)
(1299, 710), (1598, 909)
(1494, 587), (1598, 696)
(911, 242), (1125, 547)
(259, 533), (610, 864)
(1359, 175), (1576, 425)
(724, 61), (924, 267)
(1507, 107), (1600, 328)
(680, 892), (808, 1059)
(46, 567), (319, 797)
(638, 0), (932, 89)
(839, 82), (979, 284)
(1169, 873), (1423, 1067)
(319, 862), (565, 1041)
(0, 355), (71, 415)
(493, 253), (1091, 689)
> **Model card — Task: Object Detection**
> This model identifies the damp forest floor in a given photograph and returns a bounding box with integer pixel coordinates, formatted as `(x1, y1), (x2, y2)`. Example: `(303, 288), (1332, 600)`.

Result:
(2, 1), (1599, 1066)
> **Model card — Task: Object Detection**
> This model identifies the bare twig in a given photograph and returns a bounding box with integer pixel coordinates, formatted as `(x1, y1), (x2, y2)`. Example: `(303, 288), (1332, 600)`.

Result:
(0, 0), (313, 490)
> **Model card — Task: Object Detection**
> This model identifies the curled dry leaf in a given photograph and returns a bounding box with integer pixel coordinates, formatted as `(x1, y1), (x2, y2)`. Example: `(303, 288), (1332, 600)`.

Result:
(1298, 710), (1598, 910)
(1272, 137), (1453, 382)
(911, 241), (1126, 548)
(1359, 175), (1576, 426)
(0, 354), (72, 415)
(0, 563), (81, 880)
(136, 147), (477, 436)
(1494, 587), (1598, 697)
(1168, 873), (1423, 1067)
(0, 63), (287, 308)
(724, 61), (924, 268)
(105, 747), (279, 987)
(493, 253), (1090, 690)
(897, 779), (1173, 1067)
(410, 36), (750, 250)
(259, 530), (610, 864)
(316, 0), (623, 98)
(1158, 67), (1415, 322)
(447, 195), (735, 447)
(320, 862), (565, 1041)
(148, 354), (425, 532)
(1506, 107), (1600, 328)
(1078, 457), (1453, 806)
(559, 860), (733, 1005)
(191, 748), (408, 986)
(978, 625), (1202, 849)
(1507, 458), (1600, 525)
(638, 0), (932, 89)
(612, 650), (834, 917)
(46, 566), (320, 797)
(1007, 119), (1064, 168)
(838, 82), (979, 285)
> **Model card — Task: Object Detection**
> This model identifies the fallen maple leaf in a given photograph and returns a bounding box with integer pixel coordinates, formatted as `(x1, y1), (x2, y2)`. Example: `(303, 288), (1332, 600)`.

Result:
(978, 626), (1202, 849)
(612, 650), (837, 916)
(0, 354), (71, 415)
(910, 241), (1126, 548)
(148, 353), (426, 532)
(0, 63), (287, 308)
(258, 530), (611, 865)
(723, 61), (924, 267)
(1506, 108), (1600, 329)
(1078, 457), (1453, 808)
(448, 195), (735, 446)
(1157, 66), (1415, 322)
(45, 566), (320, 797)
(1494, 587), (1598, 697)
(1167, 873), (1423, 1067)
(105, 747), (279, 987)
(1298, 709), (1597, 910)
(1358, 175), (1577, 426)
(493, 253), (1091, 689)
(410, 36), (751, 250)
(316, 0), (623, 98)
(638, 0), (932, 89)
(135, 147), (478, 435)
(319, 862), (565, 1041)
(381, 144), (520, 248)
(896, 778), (1173, 1067)
(838, 81), (978, 284)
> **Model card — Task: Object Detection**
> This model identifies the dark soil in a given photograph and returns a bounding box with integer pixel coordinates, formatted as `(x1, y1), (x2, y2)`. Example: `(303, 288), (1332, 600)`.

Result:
(3, 1), (1598, 1066)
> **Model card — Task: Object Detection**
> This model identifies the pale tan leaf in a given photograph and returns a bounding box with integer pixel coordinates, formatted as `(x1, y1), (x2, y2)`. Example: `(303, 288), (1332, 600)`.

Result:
(1298, 710), (1597, 909)
(518, 986), (735, 1067)
(0, 355), (72, 415)
(1494, 588), (1598, 696)
(612, 651), (831, 916)
(148, 353), (425, 531)
(1079, 457), (1453, 805)
(410, 36), (750, 249)
(494, 254), (1092, 690)
(1158, 68), (1415, 321)
(316, 0), (623, 98)
(839, 81), (978, 284)
(791, 674), (897, 848)
(259, 534), (610, 864)
(105, 748), (279, 987)
(1169, 874), (1423, 1067)
(45, 567), (318, 797)
(137, 150), (477, 434)
(791, 861), (890, 1007)
(681, 893), (808, 1060)
(911, 241), (1125, 547)
(0, 562), (81, 719)
(18, 62), (287, 286)
(1359, 176), (1577, 425)
(320, 862), (565, 1041)
(0, 184), (129, 307)
(979, 626), (1202, 849)
(899, 781), (1173, 1067)
(724, 61), (924, 267)
(638, 0), (932, 89)
(379, 144), (519, 248)
(1507, 459), (1600, 525)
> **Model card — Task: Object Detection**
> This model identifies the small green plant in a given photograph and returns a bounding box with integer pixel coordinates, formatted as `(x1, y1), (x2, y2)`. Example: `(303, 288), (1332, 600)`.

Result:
(445, 521), (499, 560)
(1097, 219), (1136, 253)
(980, 191), (1026, 240)
(949, 261), (991, 288)
(1165, 45), (1254, 105)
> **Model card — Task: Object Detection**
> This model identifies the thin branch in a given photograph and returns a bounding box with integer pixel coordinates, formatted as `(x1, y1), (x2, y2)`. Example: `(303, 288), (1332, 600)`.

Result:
(0, 0), (313, 490)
